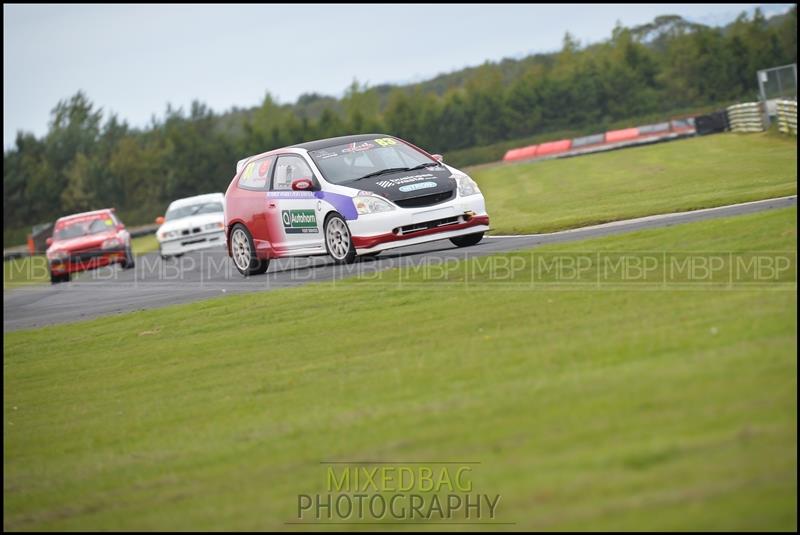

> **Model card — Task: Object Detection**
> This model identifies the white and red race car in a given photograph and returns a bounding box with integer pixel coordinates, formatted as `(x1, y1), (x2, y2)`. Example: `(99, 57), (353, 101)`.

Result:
(224, 134), (489, 276)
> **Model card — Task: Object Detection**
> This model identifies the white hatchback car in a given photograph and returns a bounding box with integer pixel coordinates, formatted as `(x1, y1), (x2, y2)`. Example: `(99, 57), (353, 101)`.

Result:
(224, 134), (490, 275)
(155, 193), (226, 259)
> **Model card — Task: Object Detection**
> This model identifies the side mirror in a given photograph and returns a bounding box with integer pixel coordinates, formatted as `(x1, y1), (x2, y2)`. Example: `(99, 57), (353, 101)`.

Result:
(432, 154), (444, 163)
(291, 177), (314, 191)
(46, 237), (54, 247)
(155, 216), (165, 225)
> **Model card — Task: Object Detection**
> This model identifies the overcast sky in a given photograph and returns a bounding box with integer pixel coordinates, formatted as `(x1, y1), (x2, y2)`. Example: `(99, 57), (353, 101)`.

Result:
(3, 3), (794, 147)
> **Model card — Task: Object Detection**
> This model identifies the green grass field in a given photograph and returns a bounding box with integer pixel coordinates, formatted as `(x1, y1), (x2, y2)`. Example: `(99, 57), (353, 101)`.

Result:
(4, 207), (796, 531)
(472, 132), (797, 234)
(3, 234), (160, 289)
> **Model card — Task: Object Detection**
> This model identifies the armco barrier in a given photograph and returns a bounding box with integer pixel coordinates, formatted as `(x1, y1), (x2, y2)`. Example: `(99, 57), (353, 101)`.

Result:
(670, 117), (696, 132)
(535, 139), (571, 156)
(604, 127), (640, 143)
(776, 100), (797, 135)
(503, 144), (538, 162)
(501, 113), (699, 164)
(727, 102), (766, 133)
(637, 122), (671, 135)
(571, 133), (605, 148)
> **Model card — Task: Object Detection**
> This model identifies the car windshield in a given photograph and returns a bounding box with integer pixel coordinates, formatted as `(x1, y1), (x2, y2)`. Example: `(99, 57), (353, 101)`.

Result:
(54, 217), (113, 240)
(308, 137), (437, 185)
(165, 202), (223, 221)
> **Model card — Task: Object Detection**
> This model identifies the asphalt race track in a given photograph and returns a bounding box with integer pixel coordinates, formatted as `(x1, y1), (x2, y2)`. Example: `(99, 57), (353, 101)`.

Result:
(4, 195), (795, 332)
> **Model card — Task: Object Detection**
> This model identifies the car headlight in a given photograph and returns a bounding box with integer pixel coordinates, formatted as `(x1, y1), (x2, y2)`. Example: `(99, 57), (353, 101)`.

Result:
(454, 174), (481, 196)
(47, 250), (68, 262)
(354, 195), (395, 215)
(204, 222), (224, 231)
(101, 237), (122, 249)
(159, 230), (178, 241)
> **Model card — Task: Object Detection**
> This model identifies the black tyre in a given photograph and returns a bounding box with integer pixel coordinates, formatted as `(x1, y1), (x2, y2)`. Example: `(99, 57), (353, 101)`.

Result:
(121, 246), (135, 269)
(229, 223), (269, 276)
(50, 271), (69, 284)
(450, 232), (484, 248)
(324, 213), (356, 264)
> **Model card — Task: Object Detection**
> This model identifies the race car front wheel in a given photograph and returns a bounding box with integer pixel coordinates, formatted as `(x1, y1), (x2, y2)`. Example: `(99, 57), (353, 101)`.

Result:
(121, 246), (135, 269)
(324, 214), (356, 264)
(230, 224), (269, 276)
(450, 232), (484, 248)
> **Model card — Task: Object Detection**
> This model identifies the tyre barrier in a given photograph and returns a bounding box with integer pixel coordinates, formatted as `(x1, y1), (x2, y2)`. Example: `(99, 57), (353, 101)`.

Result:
(694, 111), (729, 136)
(727, 102), (766, 133)
(776, 100), (797, 135)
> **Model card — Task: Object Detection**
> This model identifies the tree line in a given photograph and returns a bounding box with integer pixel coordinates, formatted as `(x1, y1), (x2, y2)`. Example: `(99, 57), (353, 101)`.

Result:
(3, 8), (796, 238)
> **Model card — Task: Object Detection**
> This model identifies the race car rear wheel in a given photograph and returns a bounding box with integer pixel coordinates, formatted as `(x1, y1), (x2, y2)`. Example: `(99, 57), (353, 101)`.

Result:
(450, 232), (484, 248)
(230, 224), (269, 276)
(50, 271), (69, 284)
(324, 214), (356, 264)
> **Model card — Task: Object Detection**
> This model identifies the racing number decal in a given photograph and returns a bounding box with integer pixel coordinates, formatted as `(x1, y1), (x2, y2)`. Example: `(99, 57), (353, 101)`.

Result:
(281, 210), (318, 234)
(374, 137), (397, 147)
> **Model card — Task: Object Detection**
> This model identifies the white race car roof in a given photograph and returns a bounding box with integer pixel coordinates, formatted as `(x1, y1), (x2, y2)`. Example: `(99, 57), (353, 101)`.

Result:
(167, 192), (224, 210)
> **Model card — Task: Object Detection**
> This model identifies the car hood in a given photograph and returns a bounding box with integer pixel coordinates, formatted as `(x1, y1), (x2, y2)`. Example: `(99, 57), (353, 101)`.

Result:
(344, 165), (456, 202)
(48, 230), (117, 253)
(158, 212), (224, 234)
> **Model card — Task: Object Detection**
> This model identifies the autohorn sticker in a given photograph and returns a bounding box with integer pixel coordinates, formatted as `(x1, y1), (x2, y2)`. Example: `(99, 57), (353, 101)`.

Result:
(282, 210), (319, 234)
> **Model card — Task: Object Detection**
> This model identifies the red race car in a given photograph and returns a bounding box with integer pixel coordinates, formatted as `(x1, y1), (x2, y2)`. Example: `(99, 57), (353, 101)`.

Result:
(46, 209), (135, 284)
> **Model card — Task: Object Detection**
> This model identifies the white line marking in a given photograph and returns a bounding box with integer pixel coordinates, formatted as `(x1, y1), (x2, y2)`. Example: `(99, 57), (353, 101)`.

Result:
(486, 195), (797, 238)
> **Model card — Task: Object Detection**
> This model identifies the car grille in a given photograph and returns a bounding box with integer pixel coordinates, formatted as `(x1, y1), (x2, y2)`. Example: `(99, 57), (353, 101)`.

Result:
(69, 250), (103, 262)
(395, 216), (462, 236)
(394, 189), (455, 209)
(181, 227), (203, 236)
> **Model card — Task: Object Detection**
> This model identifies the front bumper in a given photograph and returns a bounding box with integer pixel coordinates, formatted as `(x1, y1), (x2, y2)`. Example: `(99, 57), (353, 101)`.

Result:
(159, 230), (226, 256)
(348, 194), (489, 253)
(49, 248), (126, 275)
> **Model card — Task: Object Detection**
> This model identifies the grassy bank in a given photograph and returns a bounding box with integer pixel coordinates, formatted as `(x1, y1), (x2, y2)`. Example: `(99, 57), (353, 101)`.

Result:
(4, 207), (796, 530)
(471, 132), (797, 234)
